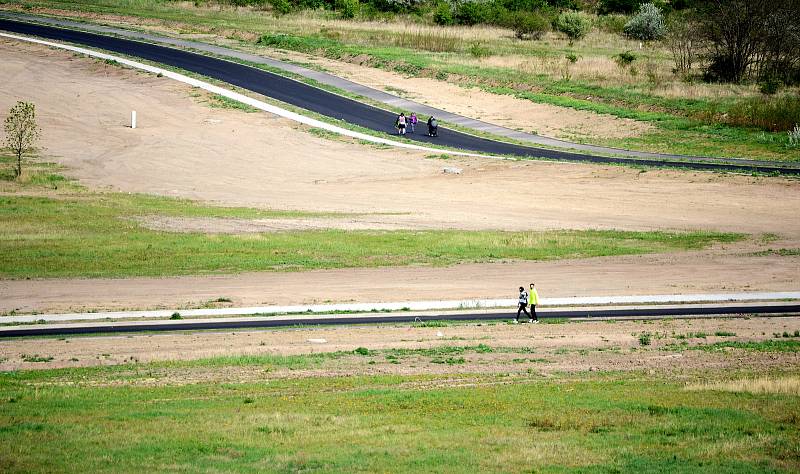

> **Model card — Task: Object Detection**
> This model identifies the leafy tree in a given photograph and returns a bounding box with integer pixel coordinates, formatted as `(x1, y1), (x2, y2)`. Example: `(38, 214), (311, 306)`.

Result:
(335, 0), (359, 18)
(506, 11), (550, 40)
(699, 0), (773, 82)
(3, 101), (41, 180)
(433, 3), (454, 25)
(555, 10), (592, 44)
(623, 2), (665, 41)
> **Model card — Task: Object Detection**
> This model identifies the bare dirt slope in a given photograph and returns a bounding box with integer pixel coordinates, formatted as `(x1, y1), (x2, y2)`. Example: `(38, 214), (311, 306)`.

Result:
(2, 39), (799, 234)
(1, 39), (799, 314)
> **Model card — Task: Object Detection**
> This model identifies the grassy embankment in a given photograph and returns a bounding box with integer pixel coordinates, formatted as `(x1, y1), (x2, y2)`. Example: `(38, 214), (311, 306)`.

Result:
(2, 0), (800, 161)
(1, 358), (798, 472)
(0, 155), (743, 279)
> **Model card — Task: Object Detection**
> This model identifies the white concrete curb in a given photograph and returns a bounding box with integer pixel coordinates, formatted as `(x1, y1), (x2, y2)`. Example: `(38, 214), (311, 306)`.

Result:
(0, 31), (494, 160)
(5, 292), (799, 324)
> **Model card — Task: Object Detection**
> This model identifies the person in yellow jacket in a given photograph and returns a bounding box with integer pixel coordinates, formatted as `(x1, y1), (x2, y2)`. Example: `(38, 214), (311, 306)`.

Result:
(528, 283), (539, 324)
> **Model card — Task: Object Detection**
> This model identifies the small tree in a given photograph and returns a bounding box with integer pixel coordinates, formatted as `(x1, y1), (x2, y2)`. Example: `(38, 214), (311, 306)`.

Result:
(665, 14), (700, 78)
(507, 11), (550, 41)
(555, 11), (592, 45)
(3, 101), (40, 180)
(624, 2), (666, 41)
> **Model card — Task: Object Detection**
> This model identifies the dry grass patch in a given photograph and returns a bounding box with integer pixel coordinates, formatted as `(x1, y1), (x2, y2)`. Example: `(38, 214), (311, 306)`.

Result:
(686, 376), (800, 396)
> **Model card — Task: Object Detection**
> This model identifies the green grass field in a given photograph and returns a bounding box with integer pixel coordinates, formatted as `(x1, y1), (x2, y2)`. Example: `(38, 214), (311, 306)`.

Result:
(0, 157), (743, 279)
(1, 364), (798, 472)
(3, 0), (799, 161)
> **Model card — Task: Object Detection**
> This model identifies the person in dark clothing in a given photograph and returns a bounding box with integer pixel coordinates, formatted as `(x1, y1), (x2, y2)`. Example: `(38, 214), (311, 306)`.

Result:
(515, 286), (530, 323)
(427, 116), (438, 137)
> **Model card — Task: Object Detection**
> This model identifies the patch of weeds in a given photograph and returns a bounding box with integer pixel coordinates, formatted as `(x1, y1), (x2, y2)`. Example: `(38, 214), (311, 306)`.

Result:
(307, 127), (342, 140)
(424, 153), (452, 160)
(21, 354), (53, 363)
(354, 347), (371, 356)
(475, 344), (493, 353)
(170, 312), (182, 320)
(542, 318), (568, 324)
(214, 297), (233, 303)
(639, 333), (652, 346)
(714, 331), (736, 337)
(431, 357), (465, 365)
(413, 320), (450, 328)
(243, 397), (255, 404)
(257, 425), (293, 435)
(697, 340), (800, 353)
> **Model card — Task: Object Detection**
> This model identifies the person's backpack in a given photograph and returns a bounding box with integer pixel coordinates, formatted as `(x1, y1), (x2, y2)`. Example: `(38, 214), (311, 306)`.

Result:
(430, 118), (438, 128)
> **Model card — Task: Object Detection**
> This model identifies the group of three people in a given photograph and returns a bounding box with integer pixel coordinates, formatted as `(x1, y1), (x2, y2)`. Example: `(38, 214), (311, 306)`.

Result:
(395, 112), (438, 137)
(516, 283), (539, 324)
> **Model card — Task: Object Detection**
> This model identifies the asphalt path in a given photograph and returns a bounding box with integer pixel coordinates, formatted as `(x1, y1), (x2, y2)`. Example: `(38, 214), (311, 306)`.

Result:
(2, 18), (800, 175)
(2, 303), (799, 337)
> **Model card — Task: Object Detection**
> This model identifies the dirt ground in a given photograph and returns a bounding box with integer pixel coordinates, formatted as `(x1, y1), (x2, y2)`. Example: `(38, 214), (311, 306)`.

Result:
(2, 317), (798, 383)
(1, 38), (799, 314)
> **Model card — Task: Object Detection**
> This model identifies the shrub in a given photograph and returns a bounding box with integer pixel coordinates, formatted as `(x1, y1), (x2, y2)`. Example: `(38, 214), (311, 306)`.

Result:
(639, 332), (652, 346)
(759, 76), (782, 95)
(170, 312), (182, 320)
(614, 50), (636, 66)
(566, 52), (578, 63)
(335, 0), (359, 18)
(507, 11), (550, 40)
(268, 0), (292, 15)
(433, 3), (454, 25)
(624, 2), (665, 41)
(596, 13), (627, 33)
(455, 1), (490, 25)
(469, 42), (492, 58)
(555, 11), (592, 43)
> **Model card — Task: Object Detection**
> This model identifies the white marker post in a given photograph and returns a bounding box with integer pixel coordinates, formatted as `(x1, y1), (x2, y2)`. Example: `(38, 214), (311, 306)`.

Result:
(131, 110), (137, 129)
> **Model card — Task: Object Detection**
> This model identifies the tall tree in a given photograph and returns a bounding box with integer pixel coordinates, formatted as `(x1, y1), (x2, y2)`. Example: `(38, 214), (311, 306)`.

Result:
(3, 101), (40, 180)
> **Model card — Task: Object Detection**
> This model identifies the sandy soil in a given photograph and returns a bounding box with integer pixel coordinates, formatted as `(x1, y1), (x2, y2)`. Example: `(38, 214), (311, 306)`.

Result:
(1, 38), (799, 314)
(2, 317), (798, 382)
(3, 248), (799, 314)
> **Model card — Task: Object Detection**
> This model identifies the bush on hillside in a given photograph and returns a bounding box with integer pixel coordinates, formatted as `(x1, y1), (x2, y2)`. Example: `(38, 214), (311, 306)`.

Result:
(335, 0), (359, 18)
(624, 2), (665, 41)
(506, 11), (550, 40)
(455, 1), (491, 25)
(554, 11), (592, 43)
(433, 3), (454, 25)
(268, 0), (292, 14)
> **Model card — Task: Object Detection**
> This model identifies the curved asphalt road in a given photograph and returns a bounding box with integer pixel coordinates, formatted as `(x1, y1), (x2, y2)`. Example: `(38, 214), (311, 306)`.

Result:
(2, 18), (799, 175)
(2, 304), (799, 337)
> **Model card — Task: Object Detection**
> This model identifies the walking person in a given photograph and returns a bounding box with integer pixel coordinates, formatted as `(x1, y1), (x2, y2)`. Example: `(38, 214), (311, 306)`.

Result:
(395, 113), (407, 136)
(528, 283), (539, 323)
(515, 286), (530, 323)
(409, 112), (418, 133)
(427, 116), (438, 137)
